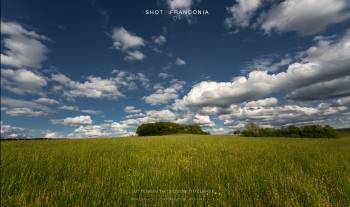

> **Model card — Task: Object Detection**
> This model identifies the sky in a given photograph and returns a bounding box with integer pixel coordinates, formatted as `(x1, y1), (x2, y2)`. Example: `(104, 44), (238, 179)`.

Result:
(1, 0), (350, 138)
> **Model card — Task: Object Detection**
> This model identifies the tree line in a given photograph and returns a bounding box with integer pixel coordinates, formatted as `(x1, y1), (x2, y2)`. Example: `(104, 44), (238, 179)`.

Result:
(240, 123), (338, 138)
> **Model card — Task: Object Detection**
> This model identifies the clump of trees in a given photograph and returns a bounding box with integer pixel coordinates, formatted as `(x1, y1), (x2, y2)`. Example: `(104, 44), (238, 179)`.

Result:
(136, 122), (208, 136)
(240, 123), (338, 138)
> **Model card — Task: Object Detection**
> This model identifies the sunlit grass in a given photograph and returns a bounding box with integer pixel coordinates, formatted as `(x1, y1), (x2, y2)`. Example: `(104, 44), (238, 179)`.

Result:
(1, 135), (350, 206)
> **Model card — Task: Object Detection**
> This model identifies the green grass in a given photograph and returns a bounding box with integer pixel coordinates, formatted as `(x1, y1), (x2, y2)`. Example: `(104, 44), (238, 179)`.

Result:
(338, 128), (350, 138)
(1, 135), (350, 206)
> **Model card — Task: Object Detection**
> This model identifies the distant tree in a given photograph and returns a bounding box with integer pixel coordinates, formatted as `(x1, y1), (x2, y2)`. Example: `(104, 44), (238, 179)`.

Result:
(323, 125), (338, 138)
(136, 122), (208, 136)
(185, 124), (207, 134)
(242, 123), (260, 137)
(285, 125), (301, 137)
(233, 130), (241, 135)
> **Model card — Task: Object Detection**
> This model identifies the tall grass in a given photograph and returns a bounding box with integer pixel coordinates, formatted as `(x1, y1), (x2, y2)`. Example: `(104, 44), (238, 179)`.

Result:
(1, 135), (350, 206)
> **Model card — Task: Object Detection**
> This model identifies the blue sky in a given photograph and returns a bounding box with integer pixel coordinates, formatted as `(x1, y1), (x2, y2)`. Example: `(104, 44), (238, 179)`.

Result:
(1, 0), (350, 138)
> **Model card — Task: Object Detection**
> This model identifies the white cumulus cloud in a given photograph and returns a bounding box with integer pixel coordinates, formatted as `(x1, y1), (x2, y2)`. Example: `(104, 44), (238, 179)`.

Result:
(143, 79), (186, 105)
(260, 0), (350, 35)
(224, 0), (350, 36)
(51, 70), (149, 100)
(176, 30), (350, 109)
(52, 115), (93, 126)
(1, 97), (51, 117)
(225, 0), (262, 28)
(112, 27), (144, 50)
(1, 21), (48, 69)
(168, 0), (193, 10)
(125, 50), (145, 61)
(124, 106), (141, 113)
(1, 122), (32, 139)
(111, 27), (146, 61)
(35, 97), (59, 105)
(175, 57), (186, 65)
(1, 69), (47, 95)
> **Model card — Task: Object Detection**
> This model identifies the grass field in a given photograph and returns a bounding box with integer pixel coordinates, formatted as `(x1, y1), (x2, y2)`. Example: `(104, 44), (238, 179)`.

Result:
(1, 135), (350, 206)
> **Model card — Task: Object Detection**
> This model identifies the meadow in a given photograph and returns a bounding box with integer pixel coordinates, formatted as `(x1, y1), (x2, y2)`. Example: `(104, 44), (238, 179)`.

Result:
(1, 135), (350, 206)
